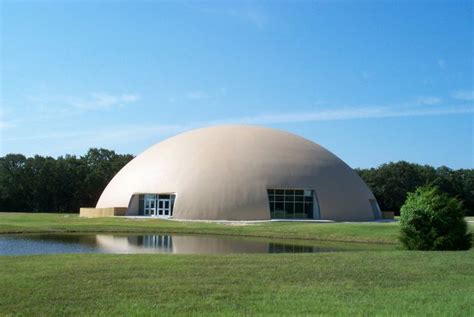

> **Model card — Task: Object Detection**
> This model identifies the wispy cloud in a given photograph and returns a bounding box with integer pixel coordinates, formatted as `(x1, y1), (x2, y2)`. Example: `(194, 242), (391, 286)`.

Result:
(169, 89), (211, 103)
(188, 3), (268, 29)
(30, 92), (140, 112)
(213, 104), (472, 126)
(413, 96), (441, 105)
(73, 93), (140, 110)
(4, 123), (186, 143)
(186, 90), (209, 100)
(0, 121), (15, 129)
(7, 98), (473, 145)
(20, 92), (142, 123)
(451, 90), (474, 101)
(0, 106), (16, 129)
(232, 7), (267, 29)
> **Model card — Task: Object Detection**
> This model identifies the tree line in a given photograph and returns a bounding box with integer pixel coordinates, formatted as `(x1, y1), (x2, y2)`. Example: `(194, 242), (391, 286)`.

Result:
(356, 161), (474, 216)
(0, 149), (133, 213)
(0, 149), (472, 215)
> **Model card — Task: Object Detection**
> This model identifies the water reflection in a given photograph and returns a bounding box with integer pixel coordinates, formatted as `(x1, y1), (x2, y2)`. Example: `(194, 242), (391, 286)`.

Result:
(0, 233), (386, 255)
(96, 235), (278, 254)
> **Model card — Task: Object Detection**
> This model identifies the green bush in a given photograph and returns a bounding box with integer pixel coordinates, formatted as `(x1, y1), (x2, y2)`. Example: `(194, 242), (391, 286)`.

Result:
(400, 186), (472, 250)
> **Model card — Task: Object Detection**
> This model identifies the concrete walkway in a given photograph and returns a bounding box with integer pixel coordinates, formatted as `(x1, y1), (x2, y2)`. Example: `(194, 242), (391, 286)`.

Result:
(124, 216), (397, 225)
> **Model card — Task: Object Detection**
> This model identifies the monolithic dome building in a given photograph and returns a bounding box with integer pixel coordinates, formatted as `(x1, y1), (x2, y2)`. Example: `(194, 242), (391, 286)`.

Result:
(83, 125), (381, 221)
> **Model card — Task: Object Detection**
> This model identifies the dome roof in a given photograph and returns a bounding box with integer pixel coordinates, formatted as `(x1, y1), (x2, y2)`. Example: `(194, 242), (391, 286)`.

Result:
(96, 125), (378, 221)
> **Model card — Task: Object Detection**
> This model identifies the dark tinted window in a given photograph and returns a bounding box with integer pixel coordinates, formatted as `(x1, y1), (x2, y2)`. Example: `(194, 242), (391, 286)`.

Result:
(267, 189), (315, 219)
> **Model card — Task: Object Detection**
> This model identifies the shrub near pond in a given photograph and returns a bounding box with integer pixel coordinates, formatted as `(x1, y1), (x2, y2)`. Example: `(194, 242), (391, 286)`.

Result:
(400, 186), (472, 250)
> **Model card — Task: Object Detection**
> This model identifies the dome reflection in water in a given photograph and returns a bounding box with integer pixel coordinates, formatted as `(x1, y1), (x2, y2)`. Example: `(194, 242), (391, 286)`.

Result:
(96, 235), (325, 254)
(0, 234), (388, 255)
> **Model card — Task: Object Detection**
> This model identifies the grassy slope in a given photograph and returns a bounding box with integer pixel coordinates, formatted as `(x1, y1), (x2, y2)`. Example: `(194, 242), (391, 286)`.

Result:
(1, 252), (473, 316)
(0, 213), (401, 244)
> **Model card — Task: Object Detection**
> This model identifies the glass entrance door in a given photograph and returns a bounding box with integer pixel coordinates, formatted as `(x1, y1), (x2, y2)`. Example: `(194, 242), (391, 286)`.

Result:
(158, 199), (171, 216)
(144, 194), (157, 216)
(139, 194), (175, 217)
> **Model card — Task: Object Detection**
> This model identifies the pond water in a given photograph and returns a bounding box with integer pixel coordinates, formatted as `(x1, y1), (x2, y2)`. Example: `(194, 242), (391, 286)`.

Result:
(0, 233), (388, 255)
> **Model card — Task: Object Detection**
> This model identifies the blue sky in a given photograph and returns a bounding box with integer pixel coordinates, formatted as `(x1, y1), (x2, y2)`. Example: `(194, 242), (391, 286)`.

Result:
(1, 0), (473, 168)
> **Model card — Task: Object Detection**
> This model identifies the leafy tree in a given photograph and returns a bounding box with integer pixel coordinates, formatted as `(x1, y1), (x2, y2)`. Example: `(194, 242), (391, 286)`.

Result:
(82, 148), (134, 207)
(399, 186), (472, 250)
(0, 149), (133, 213)
(357, 162), (474, 215)
(0, 154), (30, 211)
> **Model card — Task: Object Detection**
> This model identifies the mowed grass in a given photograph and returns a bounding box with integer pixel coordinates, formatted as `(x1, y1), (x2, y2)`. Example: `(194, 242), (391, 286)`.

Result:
(0, 252), (473, 316)
(0, 212), (402, 244)
(1, 213), (473, 316)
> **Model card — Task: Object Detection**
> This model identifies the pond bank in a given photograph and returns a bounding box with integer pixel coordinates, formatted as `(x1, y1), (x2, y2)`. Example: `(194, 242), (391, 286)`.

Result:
(0, 212), (401, 244)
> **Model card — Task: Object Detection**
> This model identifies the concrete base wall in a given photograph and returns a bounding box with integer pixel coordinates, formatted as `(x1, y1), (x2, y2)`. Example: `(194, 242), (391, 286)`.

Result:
(80, 207), (127, 218)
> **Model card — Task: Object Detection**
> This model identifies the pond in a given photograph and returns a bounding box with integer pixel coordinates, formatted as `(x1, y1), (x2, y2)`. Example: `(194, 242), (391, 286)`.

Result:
(0, 233), (389, 255)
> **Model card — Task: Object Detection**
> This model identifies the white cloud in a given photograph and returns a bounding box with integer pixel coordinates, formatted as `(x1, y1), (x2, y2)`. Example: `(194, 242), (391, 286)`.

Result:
(0, 106), (16, 129)
(169, 90), (211, 103)
(213, 104), (473, 126)
(19, 92), (141, 123)
(11, 99), (471, 142)
(452, 90), (474, 101)
(186, 90), (209, 100)
(237, 8), (267, 29)
(4, 94), (472, 155)
(29, 92), (141, 112)
(71, 93), (141, 110)
(0, 121), (15, 129)
(189, 4), (268, 29)
(414, 96), (441, 105)
(4, 123), (188, 145)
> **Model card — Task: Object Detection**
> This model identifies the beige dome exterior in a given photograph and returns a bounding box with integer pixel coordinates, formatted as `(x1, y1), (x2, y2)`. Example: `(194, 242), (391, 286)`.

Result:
(96, 125), (380, 221)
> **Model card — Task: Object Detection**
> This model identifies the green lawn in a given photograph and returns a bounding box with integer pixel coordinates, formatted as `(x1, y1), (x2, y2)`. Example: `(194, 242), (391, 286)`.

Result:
(0, 252), (473, 316)
(0, 212), (401, 244)
(1, 213), (473, 316)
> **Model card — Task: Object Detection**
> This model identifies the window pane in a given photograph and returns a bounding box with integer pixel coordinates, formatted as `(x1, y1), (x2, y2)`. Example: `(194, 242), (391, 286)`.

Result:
(276, 195), (284, 202)
(275, 189), (284, 195)
(304, 190), (313, 197)
(295, 190), (304, 196)
(295, 203), (304, 218)
(275, 202), (284, 212)
(285, 202), (294, 214)
(295, 195), (303, 202)
(267, 189), (275, 195)
(274, 211), (285, 218)
(285, 189), (295, 196)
